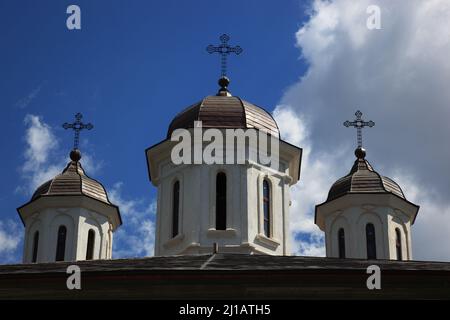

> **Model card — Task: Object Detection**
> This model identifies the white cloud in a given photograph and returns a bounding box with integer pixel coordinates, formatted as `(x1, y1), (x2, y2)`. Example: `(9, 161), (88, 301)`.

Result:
(0, 220), (22, 263)
(18, 114), (102, 195)
(392, 172), (450, 261)
(17, 114), (62, 194)
(274, 106), (347, 256)
(275, 0), (450, 260)
(15, 115), (152, 260)
(23, 114), (57, 165)
(109, 182), (156, 258)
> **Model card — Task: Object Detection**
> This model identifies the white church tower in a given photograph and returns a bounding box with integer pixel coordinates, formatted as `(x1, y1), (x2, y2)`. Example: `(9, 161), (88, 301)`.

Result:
(17, 114), (121, 263)
(315, 111), (419, 261)
(146, 76), (302, 256)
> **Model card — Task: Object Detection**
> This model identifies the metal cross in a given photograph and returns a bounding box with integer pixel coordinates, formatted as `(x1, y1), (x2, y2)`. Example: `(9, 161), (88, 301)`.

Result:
(206, 34), (243, 77)
(62, 113), (93, 150)
(343, 110), (375, 148)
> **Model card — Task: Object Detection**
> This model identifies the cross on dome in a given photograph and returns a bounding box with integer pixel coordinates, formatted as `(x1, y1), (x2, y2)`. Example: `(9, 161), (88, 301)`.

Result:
(343, 110), (375, 155)
(206, 34), (243, 78)
(62, 113), (93, 161)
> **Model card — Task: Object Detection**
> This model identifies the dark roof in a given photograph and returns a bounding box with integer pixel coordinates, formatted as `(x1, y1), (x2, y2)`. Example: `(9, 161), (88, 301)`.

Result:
(31, 160), (111, 205)
(167, 95), (280, 138)
(2, 254), (450, 299)
(327, 155), (405, 202)
(2, 253), (450, 274)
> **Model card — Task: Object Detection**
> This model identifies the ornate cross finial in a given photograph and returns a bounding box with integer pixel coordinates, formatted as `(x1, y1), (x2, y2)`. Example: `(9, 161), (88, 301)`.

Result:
(344, 110), (375, 148)
(62, 113), (93, 150)
(206, 34), (243, 78)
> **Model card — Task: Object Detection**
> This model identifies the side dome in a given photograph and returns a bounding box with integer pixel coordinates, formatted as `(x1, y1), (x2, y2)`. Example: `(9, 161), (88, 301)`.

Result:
(32, 159), (111, 205)
(327, 148), (405, 201)
(167, 95), (280, 138)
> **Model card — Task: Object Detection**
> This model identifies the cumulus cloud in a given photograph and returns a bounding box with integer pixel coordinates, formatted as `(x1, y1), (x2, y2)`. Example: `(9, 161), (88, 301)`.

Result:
(275, 0), (450, 260)
(274, 106), (347, 256)
(15, 115), (153, 260)
(18, 114), (62, 193)
(0, 220), (22, 263)
(18, 114), (102, 195)
(392, 172), (450, 261)
(109, 182), (156, 258)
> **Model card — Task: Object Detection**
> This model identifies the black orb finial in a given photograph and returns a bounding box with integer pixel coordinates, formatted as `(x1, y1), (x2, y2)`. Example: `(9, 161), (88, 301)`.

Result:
(70, 149), (82, 162)
(219, 76), (229, 88)
(217, 76), (231, 95)
(355, 147), (366, 159)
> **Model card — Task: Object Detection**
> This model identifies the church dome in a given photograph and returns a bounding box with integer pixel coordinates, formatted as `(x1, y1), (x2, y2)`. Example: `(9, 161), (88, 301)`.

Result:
(327, 148), (405, 201)
(31, 150), (111, 205)
(167, 77), (279, 138)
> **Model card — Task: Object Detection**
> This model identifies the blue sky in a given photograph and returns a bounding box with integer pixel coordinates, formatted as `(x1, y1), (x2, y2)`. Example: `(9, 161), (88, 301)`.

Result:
(0, 0), (311, 262)
(3, 0), (450, 263)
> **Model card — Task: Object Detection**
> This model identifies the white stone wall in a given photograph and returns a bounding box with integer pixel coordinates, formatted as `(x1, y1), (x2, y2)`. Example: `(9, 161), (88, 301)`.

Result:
(148, 131), (301, 257)
(320, 198), (414, 260)
(23, 207), (113, 263)
(154, 160), (292, 256)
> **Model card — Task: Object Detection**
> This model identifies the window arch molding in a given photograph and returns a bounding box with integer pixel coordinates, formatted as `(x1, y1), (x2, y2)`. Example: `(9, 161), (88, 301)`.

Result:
(391, 216), (409, 260)
(32, 230), (40, 263)
(86, 229), (96, 260)
(55, 225), (67, 261)
(258, 175), (274, 238)
(215, 171), (227, 230)
(356, 213), (384, 259)
(366, 223), (377, 259)
(329, 215), (351, 258)
(208, 167), (233, 230)
(172, 180), (181, 237)
(338, 228), (346, 259)
(83, 215), (103, 259)
(169, 174), (184, 239)
(26, 219), (42, 263)
(395, 227), (402, 261)
(50, 213), (75, 262)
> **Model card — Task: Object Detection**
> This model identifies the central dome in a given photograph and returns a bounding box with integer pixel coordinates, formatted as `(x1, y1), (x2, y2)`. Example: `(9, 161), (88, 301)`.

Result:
(167, 94), (280, 138)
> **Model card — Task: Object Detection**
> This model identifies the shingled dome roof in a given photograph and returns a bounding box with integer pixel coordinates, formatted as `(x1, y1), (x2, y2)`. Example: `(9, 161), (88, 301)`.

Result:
(31, 150), (111, 205)
(167, 77), (279, 138)
(327, 147), (405, 201)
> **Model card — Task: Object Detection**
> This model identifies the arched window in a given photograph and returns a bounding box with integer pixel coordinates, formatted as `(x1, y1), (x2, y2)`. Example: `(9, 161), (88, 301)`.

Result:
(366, 223), (377, 259)
(86, 229), (95, 260)
(55, 225), (67, 261)
(338, 228), (346, 258)
(172, 180), (180, 238)
(263, 179), (271, 238)
(32, 231), (39, 263)
(395, 228), (402, 261)
(216, 172), (227, 230)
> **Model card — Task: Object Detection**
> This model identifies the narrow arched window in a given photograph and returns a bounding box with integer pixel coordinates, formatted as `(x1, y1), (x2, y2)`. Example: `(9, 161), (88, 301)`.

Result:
(55, 225), (67, 261)
(172, 180), (180, 238)
(338, 228), (346, 258)
(86, 229), (95, 260)
(395, 228), (402, 261)
(366, 223), (377, 259)
(216, 172), (227, 230)
(32, 231), (39, 263)
(263, 179), (271, 238)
